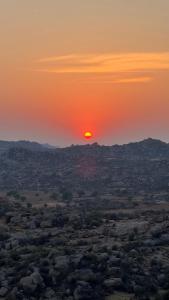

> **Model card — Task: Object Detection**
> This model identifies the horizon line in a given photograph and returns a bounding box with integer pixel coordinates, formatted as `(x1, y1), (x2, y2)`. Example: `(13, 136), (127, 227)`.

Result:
(0, 137), (168, 149)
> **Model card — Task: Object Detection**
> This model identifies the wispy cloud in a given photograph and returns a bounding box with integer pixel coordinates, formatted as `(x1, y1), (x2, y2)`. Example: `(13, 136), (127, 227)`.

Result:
(33, 52), (169, 83)
(111, 76), (153, 84)
(35, 52), (169, 73)
(74, 76), (153, 84)
(37, 54), (78, 63)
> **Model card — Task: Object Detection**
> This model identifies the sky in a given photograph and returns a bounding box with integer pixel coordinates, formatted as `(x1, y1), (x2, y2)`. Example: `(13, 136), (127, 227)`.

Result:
(1, 0), (169, 146)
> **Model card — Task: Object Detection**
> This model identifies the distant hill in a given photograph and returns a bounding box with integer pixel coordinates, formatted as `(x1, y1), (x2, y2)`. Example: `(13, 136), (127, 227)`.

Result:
(0, 140), (56, 153)
(0, 138), (169, 192)
(111, 138), (169, 159)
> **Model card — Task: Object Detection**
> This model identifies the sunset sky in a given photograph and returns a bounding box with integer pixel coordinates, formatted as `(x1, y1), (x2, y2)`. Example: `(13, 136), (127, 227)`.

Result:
(1, 0), (169, 146)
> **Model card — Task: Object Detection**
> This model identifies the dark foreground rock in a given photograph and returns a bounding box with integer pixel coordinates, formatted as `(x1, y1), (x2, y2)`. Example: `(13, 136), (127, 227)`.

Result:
(1, 191), (169, 300)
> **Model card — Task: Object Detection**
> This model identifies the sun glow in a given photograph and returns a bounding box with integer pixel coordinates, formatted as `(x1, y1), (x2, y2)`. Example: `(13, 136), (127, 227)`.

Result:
(84, 131), (93, 139)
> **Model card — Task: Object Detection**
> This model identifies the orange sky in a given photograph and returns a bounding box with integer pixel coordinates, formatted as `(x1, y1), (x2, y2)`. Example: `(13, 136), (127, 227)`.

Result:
(1, 0), (169, 145)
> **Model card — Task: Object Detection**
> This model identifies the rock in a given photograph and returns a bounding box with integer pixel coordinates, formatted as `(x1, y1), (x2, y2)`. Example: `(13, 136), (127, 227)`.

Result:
(19, 276), (37, 293)
(133, 284), (146, 295)
(108, 256), (121, 266)
(13, 233), (30, 246)
(74, 282), (94, 300)
(5, 242), (11, 250)
(80, 269), (96, 282)
(107, 267), (121, 276)
(31, 271), (44, 285)
(19, 271), (44, 294)
(7, 287), (18, 300)
(11, 238), (19, 248)
(0, 225), (10, 241)
(54, 255), (69, 269)
(143, 239), (156, 247)
(68, 269), (97, 283)
(1, 280), (8, 287)
(0, 271), (5, 282)
(157, 273), (166, 286)
(28, 220), (37, 229)
(160, 234), (169, 245)
(44, 287), (56, 298)
(40, 220), (53, 228)
(53, 255), (70, 277)
(129, 249), (138, 258)
(97, 253), (109, 262)
(70, 254), (83, 267)
(0, 286), (8, 296)
(104, 278), (123, 291)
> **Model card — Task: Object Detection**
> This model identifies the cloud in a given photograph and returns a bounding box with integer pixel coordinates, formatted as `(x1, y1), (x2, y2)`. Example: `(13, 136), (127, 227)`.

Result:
(111, 76), (153, 84)
(37, 54), (78, 63)
(74, 75), (153, 84)
(35, 52), (169, 74)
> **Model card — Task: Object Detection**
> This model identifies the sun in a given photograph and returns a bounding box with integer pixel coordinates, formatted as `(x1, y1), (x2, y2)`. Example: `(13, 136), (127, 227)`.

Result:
(84, 131), (93, 140)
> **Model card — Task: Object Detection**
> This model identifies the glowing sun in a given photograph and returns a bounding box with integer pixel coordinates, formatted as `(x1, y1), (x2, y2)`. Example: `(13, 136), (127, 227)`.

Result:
(84, 131), (93, 139)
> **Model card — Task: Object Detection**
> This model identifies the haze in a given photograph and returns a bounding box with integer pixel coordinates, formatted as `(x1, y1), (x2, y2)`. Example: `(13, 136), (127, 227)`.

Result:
(1, 0), (169, 146)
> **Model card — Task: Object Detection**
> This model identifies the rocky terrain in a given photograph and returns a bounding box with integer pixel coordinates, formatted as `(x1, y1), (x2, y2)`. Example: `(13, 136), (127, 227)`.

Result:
(1, 191), (169, 300)
(0, 138), (169, 299)
(0, 138), (169, 193)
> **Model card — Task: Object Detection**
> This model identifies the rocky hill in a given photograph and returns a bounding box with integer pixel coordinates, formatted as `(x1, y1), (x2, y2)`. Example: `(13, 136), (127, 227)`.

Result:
(0, 138), (169, 192)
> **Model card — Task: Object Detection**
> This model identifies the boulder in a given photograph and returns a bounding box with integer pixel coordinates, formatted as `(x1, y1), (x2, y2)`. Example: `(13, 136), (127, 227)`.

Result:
(44, 287), (56, 298)
(19, 271), (44, 294)
(0, 286), (8, 296)
(97, 253), (109, 263)
(68, 269), (97, 283)
(8, 287), (18, 300)
(108, 255), (121, 266)
(70, 254), (83, 267)
(104, 278), (123, 291)
(107, 267), (121, 276)
(74, 281), (94, 300)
